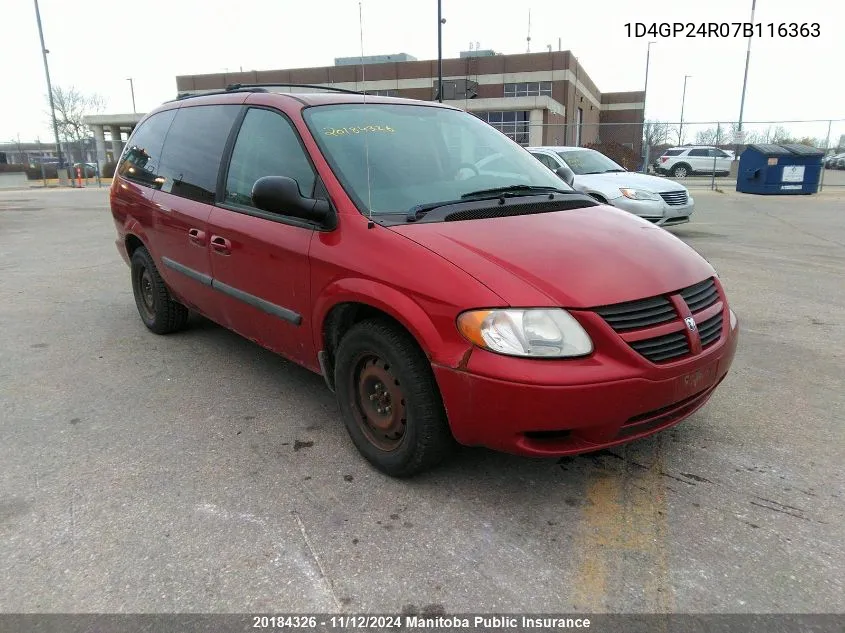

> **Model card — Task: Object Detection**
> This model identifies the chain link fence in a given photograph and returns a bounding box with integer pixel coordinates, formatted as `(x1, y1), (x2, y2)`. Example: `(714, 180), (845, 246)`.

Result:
(522, 119), (845, 189)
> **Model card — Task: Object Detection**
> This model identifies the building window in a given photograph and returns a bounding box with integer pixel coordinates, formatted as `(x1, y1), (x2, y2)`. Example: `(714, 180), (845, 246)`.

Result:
(475, 110), (530, 145)
(364, 89), (399, 97)
(503, 81), (552, 98)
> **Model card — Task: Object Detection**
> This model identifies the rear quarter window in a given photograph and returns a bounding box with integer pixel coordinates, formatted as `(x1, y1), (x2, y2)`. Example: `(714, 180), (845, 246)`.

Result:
(663, 149), (684, 156)
(117, 109), (176, 188)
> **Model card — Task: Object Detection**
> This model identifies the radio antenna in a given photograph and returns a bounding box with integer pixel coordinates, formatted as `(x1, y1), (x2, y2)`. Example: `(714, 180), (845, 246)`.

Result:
(526, 10), (531, 53)
(359, 2), (373, 219)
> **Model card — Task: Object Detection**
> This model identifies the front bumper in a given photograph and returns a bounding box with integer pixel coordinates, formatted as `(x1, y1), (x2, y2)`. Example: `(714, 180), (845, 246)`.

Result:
(609, 194), (695, 226)
(432, 309), (738, 457)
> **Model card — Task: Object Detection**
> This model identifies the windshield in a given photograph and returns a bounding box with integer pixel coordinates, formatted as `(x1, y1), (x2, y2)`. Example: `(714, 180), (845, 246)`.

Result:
(556, 149), (625, 175)
(303, 104), (570, 216)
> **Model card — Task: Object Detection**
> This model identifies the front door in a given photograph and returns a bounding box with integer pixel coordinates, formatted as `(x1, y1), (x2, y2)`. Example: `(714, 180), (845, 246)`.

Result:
(710, 148), (732, 173)
(207, 106), (319, 368)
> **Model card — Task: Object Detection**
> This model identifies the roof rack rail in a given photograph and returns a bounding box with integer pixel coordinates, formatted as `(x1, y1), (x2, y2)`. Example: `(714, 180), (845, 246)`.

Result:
(172, 87), (267, 102)
(224, 82), (363, 95)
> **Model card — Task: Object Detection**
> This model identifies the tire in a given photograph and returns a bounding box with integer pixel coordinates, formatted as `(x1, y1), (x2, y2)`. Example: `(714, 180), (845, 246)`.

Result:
(130, 247), (189, 334)
(334, 318), (455, 477)
(672, 164), (690, 178)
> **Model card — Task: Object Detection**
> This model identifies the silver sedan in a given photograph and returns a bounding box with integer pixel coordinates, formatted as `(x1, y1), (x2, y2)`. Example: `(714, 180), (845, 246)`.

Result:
(528, 146), (695, 227)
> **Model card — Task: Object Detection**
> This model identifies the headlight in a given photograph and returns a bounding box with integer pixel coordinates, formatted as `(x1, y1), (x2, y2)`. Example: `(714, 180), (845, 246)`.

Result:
(729, 308), (738, 330)
(619, 188), (660, 201)
(457, 309), (593, 358)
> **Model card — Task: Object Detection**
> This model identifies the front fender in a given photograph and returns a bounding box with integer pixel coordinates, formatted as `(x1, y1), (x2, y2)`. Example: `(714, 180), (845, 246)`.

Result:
(312, 278), (471, 369)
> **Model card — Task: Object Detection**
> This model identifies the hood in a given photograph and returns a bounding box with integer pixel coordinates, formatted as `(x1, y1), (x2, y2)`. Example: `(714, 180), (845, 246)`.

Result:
(390, 205), (714, 308)
(574, 171), (688, 197)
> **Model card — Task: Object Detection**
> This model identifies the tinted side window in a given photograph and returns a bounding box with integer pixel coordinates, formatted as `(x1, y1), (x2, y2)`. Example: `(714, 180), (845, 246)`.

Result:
(663, 149), (683, 156)
(688, 149), (709, 157)
(157, 105), (240, 204)
(117, 109), (176, 188)
(224, 108), (316, 208)
(532, 153), (557, 170)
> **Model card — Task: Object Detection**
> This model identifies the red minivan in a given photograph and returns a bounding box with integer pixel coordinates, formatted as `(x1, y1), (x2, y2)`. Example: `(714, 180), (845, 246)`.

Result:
(110, 86), (738, 476)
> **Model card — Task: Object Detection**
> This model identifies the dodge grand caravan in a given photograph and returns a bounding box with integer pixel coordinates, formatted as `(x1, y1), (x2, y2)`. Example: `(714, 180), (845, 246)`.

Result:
(110, 85), (739, 476)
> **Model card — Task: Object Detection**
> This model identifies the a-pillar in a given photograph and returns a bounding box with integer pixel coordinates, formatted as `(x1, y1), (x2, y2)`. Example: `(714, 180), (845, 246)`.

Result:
(91, 124), (107, 172)
(109, 126), (124, 159)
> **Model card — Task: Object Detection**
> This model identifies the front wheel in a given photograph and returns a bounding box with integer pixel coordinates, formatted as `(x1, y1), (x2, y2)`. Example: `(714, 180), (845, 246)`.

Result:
(334, 319), (455, 477)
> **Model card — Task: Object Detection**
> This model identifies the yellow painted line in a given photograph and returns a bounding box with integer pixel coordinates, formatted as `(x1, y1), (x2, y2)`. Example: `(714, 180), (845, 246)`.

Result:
(573, 439), (673, 614)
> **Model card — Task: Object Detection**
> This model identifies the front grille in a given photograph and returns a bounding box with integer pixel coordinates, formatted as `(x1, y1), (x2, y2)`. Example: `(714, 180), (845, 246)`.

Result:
(594, 296), (676, 331)
(593, 277), (723, 363)
(659, 190), (689, 206)
(680, 278), (719, 312)
(630, 331), (690, 363)
(698, 312), (723, 348)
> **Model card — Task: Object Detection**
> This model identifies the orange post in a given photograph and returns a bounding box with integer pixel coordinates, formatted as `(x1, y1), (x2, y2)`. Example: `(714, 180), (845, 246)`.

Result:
(76, 166), (83, 188)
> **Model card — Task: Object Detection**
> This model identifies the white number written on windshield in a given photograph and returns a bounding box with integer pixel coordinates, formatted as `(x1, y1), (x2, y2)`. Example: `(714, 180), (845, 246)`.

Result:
(323, 125), (395, 136)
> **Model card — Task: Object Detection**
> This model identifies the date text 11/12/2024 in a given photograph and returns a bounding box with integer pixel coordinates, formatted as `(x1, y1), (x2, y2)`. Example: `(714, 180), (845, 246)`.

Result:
(251, 615), (592, 629)
(625, 22), (820, 38)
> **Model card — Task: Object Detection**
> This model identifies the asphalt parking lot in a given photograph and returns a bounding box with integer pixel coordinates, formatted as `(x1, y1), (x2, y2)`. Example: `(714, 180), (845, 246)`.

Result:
(1, 187), (843, 614)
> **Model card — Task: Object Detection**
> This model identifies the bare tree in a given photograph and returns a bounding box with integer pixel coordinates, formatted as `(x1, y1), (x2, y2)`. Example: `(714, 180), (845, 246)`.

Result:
(642, 120), (670, 148)
(771, 126), (793, 143)
(695, 124), (729, 146)
(47, 86), (106, 163)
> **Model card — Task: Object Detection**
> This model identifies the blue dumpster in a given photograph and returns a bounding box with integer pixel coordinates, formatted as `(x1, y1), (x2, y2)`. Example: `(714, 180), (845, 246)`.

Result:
(736, 143), (824, 194)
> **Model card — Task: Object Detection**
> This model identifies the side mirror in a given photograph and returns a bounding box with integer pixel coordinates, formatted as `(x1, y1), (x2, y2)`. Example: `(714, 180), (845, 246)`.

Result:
(251, 176), (332, 224)
(555, 165), (575, 187)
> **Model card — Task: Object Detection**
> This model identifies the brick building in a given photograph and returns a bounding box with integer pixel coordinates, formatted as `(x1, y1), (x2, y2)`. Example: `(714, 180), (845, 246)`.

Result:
(175, 50), (644, 154)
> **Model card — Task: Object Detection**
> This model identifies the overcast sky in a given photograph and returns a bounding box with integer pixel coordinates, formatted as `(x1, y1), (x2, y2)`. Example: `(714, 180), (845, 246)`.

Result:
(3, 0), (844, 143)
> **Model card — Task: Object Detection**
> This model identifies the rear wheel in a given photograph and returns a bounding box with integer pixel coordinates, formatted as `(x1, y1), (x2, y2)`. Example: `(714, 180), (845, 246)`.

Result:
(130, 247), (189, 334)
(334, 319), (455, 477)
(672, 164), (690, 178)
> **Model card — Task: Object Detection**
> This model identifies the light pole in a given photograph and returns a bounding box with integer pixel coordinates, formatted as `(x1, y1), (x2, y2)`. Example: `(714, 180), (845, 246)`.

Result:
(736, 0), (756, 153)
(126, 78), (136, 114)
(437, 0), (444, 102)
(678, 74), (691, 145)
(33, 0), (63, 170)
(641, 41), (656, 172)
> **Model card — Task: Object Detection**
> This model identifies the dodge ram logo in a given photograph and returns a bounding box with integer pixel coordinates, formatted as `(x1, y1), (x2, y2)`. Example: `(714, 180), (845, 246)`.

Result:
(684, 317), (697, 332)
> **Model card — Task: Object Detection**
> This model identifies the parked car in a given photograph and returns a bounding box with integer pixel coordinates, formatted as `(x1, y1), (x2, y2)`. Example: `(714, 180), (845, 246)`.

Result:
(528, 146), (694, 227)
(109, 87), (738, 476)
(825, 153), (845, 169)
(654, 146), (733, 178)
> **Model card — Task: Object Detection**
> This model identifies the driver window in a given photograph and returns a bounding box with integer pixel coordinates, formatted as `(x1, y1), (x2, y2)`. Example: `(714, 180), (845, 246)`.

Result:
(225, 108), (316, 208)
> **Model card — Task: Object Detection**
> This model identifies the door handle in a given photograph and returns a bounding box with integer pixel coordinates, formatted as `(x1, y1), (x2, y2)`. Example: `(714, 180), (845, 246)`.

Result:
(210, 235), (232, 255)
(188, 228), (207, 246)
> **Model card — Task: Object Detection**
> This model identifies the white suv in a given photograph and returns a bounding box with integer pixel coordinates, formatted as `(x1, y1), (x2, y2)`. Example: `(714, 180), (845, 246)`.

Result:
(654, 146), (733, 178)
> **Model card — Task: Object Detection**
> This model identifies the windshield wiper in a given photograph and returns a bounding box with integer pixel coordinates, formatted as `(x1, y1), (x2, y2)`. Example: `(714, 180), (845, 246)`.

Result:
(459, 185), (570, 199)
(603, 169), (627, 173)
(407, 186), (575, 222)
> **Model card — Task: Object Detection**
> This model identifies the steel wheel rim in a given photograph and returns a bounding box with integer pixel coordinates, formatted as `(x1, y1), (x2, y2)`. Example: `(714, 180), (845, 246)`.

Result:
(676, 167), (687, 178)
(350, 354), (407, 451)
(138, 268), (156, 320)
